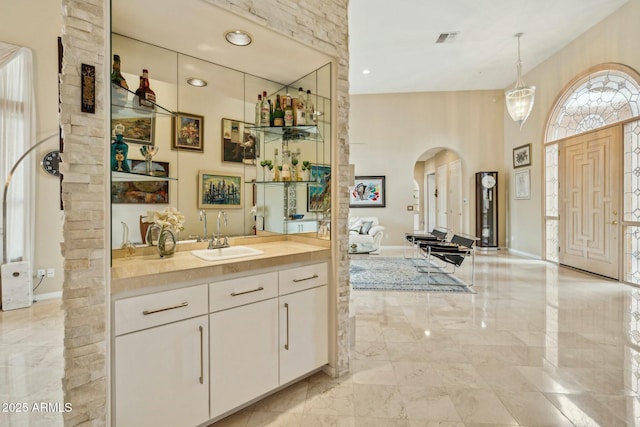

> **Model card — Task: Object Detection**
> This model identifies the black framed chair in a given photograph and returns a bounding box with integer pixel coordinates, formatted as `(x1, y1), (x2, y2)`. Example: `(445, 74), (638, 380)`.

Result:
(404, 228), (448, 259)
(417, 233), (476, 285)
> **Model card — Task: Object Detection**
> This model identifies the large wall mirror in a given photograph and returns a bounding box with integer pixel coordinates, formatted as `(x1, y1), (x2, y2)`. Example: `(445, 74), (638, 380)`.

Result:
(110, 0), (333, 251)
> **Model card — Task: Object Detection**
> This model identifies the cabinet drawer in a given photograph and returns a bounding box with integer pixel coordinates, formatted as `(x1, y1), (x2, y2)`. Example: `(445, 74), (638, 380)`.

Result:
(279, 262), (328, 295)
(209, 272), (278, 312)
(114, 284), (208, 336)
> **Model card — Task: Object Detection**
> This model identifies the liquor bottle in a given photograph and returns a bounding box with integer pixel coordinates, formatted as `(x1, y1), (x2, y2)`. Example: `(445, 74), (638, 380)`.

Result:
(268, 99), (274, 126)
(135, 69), (156, 108)
(273, 94), (285, 126)
(111, 124), (129, 172)
(255, 93), (262, 125)
(295, 87), (306, 126)
(306, 89), (316, 124)
(110, 55), (129, 89)
(260, 91), (270, 125)
(284, 93), (294, 127)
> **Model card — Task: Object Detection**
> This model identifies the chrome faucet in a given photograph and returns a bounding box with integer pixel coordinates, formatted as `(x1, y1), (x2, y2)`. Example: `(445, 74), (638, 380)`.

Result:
(209, 210), (229, 249)
(199, 209), (208, 242)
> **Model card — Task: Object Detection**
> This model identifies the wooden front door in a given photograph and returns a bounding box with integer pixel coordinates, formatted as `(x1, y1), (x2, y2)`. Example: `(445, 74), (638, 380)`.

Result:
(559, 126), (620, 279)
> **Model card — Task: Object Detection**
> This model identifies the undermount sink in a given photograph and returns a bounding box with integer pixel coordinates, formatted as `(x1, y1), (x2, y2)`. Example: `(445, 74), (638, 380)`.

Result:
(191, 246), (264, 262)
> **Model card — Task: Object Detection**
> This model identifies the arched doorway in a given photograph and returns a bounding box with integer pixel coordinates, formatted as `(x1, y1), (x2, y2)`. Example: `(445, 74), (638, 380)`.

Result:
(415, 148), (466, 236)
(544, 64), (640, 281)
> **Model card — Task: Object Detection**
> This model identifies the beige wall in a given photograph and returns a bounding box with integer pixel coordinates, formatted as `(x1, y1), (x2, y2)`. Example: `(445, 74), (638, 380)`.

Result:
(504, 0), (640, 257)
(0, 0), (64, 296)
(349, 90), (506, 246)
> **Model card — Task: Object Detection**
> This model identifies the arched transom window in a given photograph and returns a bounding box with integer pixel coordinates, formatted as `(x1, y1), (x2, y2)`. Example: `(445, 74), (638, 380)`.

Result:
(545, 64), (640, 143)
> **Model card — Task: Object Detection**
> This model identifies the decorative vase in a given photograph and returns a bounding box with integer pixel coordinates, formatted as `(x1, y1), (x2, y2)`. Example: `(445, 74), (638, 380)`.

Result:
(145, 223), (161, 246)
(302, 169), (311, 181)
(157, 228), (176, 258)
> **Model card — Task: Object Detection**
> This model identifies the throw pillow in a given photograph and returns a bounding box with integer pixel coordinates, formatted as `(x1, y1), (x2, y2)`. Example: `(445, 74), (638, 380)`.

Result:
(349, 225), (362, 234)
(360, 221), (373, 234)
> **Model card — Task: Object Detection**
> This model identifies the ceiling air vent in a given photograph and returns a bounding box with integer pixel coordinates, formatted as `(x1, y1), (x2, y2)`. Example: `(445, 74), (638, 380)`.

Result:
(436, 32), (458, 43)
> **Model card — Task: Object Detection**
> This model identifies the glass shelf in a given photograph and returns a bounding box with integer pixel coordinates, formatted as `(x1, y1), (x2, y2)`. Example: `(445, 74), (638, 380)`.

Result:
(112, 171), (177, 182)
(111, 83), (175, 119)
(248, 125), (323, 144)
(248, 180), (320, 185)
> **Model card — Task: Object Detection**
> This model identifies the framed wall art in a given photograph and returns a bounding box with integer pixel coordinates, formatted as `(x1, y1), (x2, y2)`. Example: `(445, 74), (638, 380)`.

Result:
(221, 118), (258, 164)
(172, 112), (204, 152)
(513, 143), (532, 168)
(514, 169), (531, 200)
(350, 175), (386, 208)
(198, 170), (243, 209)
(111, 117), (154, 145)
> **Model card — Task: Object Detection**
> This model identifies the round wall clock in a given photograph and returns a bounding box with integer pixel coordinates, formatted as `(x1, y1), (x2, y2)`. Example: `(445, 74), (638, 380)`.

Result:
(41, 150), (61, 177)
(481, 174), (496, 189)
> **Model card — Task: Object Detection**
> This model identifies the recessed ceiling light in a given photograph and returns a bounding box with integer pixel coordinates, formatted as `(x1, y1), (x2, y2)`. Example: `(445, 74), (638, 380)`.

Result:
(224, 30), (252, 46)
(362, 69), (371, 75)
(187, 78), (208, 87)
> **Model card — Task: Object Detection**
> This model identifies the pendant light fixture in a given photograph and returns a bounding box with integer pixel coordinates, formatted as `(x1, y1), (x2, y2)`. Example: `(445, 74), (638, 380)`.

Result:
(505, 33), (536, 128)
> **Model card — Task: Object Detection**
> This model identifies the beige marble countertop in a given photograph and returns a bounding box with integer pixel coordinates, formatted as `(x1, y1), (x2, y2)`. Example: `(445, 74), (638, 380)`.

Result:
(111, 236), (330, 295)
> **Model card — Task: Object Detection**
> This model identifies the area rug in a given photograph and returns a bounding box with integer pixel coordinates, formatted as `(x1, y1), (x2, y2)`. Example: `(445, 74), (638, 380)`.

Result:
(350, 257), (474, 293)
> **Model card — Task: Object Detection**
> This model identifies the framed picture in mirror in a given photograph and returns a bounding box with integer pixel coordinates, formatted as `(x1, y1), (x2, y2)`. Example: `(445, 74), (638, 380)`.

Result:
(172, 112), (204, 152)
(198, 170), (243, 209)
(111, 160), (170, 205)
(221, 118), (258, 164)
(112, 117), (155, 145)
(307, 164), (331, 212)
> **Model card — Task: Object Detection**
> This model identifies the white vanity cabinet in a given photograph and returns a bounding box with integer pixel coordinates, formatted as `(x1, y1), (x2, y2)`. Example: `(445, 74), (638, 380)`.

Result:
(114, 285), (209, 427)
(113, 261), (329, 426)
(209, 272), (279, 418)
(278, 263), (329, 384)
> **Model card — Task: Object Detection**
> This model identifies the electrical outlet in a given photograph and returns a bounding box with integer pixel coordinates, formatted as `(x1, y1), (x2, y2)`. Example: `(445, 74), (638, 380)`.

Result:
(37, 269), (46, 278)
(46, 268), (55, 278)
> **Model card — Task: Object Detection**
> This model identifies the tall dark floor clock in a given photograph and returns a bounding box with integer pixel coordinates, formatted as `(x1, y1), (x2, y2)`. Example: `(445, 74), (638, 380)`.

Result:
(475, 171), (498, 248)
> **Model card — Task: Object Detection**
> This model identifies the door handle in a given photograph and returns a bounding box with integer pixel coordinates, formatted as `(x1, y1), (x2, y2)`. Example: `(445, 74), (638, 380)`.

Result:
(606, 220), (618, 225)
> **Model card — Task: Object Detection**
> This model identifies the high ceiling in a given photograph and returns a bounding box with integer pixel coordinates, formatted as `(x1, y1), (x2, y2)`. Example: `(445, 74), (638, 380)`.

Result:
(348, 0), (629, 95)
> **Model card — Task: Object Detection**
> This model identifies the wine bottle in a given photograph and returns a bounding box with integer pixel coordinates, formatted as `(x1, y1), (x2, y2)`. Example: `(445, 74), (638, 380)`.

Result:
(284, 93), (294, 127)
(260, 91), (270, 125)
(110, 55), (129, 89)
(295, 87), (306, 126)
(273, 94), (285, 127)
(135, 69), (156, 108)
(306, 89), (315, 124)
(255, 93), (262, 125)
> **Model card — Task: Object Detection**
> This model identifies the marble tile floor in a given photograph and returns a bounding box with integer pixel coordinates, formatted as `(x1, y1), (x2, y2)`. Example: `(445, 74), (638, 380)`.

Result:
(4, 248), (640, 426)
(0, 298), (64, 427)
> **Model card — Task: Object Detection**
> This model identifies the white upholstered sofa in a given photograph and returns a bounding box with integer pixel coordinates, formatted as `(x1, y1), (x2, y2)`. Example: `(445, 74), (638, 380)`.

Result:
(348, 216), (385, 252)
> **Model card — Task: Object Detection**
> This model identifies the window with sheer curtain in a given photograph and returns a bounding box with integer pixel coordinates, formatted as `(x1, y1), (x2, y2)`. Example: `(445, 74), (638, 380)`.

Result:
(0, 42), (35, 265)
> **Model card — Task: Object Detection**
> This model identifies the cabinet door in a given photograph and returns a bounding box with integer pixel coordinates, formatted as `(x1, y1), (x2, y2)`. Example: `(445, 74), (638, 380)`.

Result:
(115, 315), (209, 427)
(210, 298), (279, 418)
(279, 285), (328, 384)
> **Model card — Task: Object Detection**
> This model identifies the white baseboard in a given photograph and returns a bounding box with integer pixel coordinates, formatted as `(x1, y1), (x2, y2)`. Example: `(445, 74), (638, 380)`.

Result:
(507, 248), (542, 260)
(33, 291), (62, 302)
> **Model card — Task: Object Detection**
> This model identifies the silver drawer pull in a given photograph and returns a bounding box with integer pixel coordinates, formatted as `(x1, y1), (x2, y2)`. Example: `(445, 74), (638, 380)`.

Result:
(142, 301), (189, 315)
(292, 274), (318, 283)
(230, 286), (264, 297)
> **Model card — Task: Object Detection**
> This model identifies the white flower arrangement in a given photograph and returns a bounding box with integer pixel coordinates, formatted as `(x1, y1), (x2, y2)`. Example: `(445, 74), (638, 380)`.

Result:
(144, 207), (185, 233)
